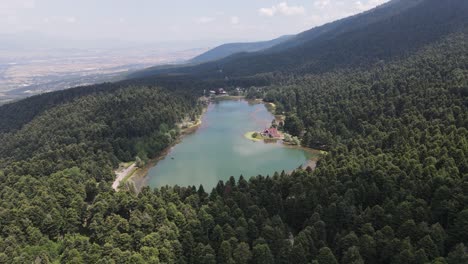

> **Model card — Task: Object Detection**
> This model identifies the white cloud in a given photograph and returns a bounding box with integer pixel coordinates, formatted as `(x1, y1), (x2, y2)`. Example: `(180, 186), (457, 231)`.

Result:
(259, 7), (276, 17)
(304, 0), (389, 30)
(313, 0), (330, 9)
(197, 16), (215, 24)
(259, 2), (306, 17)
(230, 16), (240, 25)
(355, 0), (387, 11)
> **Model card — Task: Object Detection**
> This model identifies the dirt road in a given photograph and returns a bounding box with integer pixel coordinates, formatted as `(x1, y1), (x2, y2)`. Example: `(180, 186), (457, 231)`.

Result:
(112, 163), (136, 191)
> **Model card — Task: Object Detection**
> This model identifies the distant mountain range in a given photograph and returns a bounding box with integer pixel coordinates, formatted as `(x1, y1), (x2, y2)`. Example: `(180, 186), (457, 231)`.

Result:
(189, 35), (293, 64)
(132, 0), (468, 79)
(1, 0), (468, 262)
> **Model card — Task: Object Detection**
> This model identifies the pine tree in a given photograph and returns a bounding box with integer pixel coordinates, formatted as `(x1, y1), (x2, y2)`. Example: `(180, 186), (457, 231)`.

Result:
(418, 235), (440, 259)
(253, 244), (274, 264)
(233, 242), (252, 264)
(218, 241), (233, 264)
(342, 246), (364, 264)
(316, 247), (338, 264)
(447, 244), (468, 264)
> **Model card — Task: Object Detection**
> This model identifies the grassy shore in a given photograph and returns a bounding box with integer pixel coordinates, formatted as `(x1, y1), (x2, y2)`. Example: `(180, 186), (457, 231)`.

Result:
(244, 131), (266, 141)
(213, 95), (245, 101)
(265, 102), (276, 112)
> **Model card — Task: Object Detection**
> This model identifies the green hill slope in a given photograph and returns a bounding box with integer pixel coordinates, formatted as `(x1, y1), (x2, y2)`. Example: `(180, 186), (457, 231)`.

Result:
(131, 0), (468, 79)
(0, 0), (467, 262)
(189, 35), (293, 64)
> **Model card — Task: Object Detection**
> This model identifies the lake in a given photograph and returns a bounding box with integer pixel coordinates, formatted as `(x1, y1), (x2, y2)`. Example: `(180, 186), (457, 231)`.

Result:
(145, 99), (315, 190)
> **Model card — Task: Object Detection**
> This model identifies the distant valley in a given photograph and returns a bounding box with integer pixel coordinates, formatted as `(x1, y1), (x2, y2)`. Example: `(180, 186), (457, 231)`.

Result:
(0, 47), (207, 104)
(1, 0), (467, 262)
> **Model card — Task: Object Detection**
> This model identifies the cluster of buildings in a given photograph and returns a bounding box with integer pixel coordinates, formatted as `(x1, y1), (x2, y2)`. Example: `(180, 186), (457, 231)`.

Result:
(209, 88), (227, 96)
(207, 87), (244, 96)
(261, 127), (282, 139)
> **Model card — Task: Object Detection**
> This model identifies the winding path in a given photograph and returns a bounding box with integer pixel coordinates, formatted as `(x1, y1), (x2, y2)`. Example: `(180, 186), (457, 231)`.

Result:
(112, 163), (136, 191)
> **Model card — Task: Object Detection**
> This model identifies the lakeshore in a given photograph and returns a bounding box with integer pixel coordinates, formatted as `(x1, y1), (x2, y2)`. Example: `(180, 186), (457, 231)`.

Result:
(144, 99), (321, 191)
(114, 97), (323, 192)
(112, 104), (207, 192)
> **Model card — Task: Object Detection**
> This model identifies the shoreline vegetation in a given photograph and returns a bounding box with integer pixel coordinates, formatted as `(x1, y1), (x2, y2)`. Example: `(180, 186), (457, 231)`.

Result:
(213, 95), (246, 101)
(244, 131), (265, 141)
(244, 130), (326, 171)
(242, 98), (327, 173)
(113, 104), (208, 192)
(114, 95), (325, 193)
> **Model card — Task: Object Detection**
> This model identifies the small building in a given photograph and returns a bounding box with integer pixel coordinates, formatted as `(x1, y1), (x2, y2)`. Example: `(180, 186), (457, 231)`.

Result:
(261, 127), (281, 138)
(209, 90), (216, 95)
(217, 88), (227, 95)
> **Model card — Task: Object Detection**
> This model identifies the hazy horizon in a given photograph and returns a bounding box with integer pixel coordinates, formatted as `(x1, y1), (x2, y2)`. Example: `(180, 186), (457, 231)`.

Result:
(0, 0), (392, 103)
(1, 0), (390, 50)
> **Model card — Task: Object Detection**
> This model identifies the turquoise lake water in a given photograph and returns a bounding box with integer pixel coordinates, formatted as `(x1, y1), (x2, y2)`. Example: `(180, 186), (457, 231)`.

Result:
(146, 99), (312, 190)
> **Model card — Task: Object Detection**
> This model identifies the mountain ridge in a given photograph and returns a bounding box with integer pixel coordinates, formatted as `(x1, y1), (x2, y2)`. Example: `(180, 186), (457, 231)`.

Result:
(131, 0), (467, 79)
(189, 35), (293, 64)
(1, 0), (467, 262)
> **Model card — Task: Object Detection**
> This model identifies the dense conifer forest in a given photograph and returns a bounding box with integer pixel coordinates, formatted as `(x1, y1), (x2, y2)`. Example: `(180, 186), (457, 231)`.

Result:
(0, 0), (467, 263)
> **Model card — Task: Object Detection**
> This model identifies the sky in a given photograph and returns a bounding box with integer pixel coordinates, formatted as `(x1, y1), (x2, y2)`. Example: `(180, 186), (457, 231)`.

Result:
(0, 0), (390, 47)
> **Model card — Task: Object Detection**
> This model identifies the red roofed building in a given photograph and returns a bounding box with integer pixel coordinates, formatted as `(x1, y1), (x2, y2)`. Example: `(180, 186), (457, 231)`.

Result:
(262, 127), (281, 138)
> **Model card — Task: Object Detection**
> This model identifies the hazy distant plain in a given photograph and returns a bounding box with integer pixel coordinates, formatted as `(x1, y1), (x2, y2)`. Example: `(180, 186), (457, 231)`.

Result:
(0, 47), (206, 104)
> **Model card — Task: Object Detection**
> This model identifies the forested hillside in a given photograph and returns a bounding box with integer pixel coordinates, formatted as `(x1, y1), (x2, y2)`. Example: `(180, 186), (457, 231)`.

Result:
(0, 0), (467, 263)
(1, 32), (467, 263)
(0, 85), (200, 181)
(267, 0), (425, 52)
(189, 35), (292, 64)
(132, 0), (468, 79)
